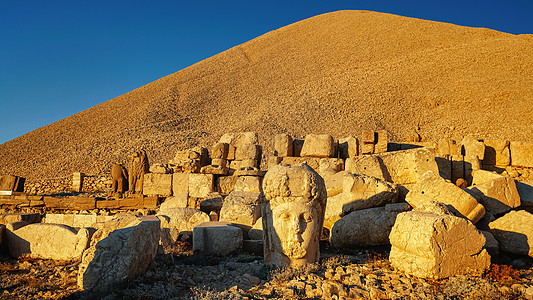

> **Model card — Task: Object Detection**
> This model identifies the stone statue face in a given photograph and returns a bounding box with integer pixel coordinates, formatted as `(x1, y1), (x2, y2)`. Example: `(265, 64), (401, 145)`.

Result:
(271, 200), (321, 259)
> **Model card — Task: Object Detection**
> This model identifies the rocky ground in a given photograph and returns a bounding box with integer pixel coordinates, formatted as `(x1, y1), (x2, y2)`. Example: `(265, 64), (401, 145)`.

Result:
(2, 241), (533, 299)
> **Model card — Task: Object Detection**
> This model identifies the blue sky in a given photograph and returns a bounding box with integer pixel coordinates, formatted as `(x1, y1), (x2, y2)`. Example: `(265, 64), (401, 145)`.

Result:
(1, 0), (532, 145)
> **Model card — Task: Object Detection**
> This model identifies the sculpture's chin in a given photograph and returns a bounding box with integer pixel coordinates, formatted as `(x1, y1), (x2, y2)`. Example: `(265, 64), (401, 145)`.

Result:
(283, 241), (307, 259)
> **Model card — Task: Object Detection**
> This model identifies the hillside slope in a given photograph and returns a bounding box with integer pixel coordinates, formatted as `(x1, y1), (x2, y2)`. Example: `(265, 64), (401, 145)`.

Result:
(1, 10), (532, 179)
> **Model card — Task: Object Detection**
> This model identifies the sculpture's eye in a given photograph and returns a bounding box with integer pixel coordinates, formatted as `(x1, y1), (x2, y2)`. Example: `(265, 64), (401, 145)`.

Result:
(277, 211), (290, 221)
(302, 212), (313, 223)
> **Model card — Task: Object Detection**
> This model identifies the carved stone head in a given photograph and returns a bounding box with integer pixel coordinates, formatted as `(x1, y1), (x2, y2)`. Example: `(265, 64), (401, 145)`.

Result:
(262, 163), (327, 267)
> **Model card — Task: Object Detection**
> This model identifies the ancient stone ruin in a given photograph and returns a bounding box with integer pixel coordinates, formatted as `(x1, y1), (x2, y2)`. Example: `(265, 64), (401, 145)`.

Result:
(1, 131), (533, 295)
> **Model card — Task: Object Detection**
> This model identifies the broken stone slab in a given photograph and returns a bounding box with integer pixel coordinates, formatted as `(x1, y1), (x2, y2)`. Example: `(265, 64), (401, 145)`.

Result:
(234, 176), (262, 193)
(389, 211), (491, 279)
(219, 132), (259, 149)
(323, 172), (399, 229)
(300, 134), (336, 158)
(330, 203), (410, 248)
(517, 180), (533, 207)
(466, 171), (520, 215)
(188, 174), (214, 198)
(281, 156), (320, 171)
(489, 210), (533, 257)
(219, 191), (261, 227)
(45, 214), (113, 228)
(483, 140), (510, 167)
(235, 144), (262, 161)
(200, 165), (228, 175)
(274, 134), (293, 157)
(374, 130), (388, 153)
(405, 171), (485, 224)
(7, 223), (90, 260)
(376, 147), (440, 185)
(0, 213), (41, 225)
(157, 208), (210, 247)
(344, 156), (388, 181)
(217, 176), (238, 195)
(338, 137), (359, 159)
(78, 216), (160, 291)
(143, 173), (173, 197)
(437, 138), (460, 156)
(172, 172), (189, 197)
(318, 158), (344, 176)
(413, 201), (455, 215)
(159, 193), (189, 211)
(149, 164), (171, 174)
(169, 146), (209, 173)
(193, 222), (243, 256)
(211, 143), (229, 159)
(510, 141), (533, 168)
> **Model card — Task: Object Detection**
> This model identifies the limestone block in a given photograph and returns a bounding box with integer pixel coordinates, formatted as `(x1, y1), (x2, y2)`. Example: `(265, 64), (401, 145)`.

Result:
(324, 172), (399, 229)
(461, 135), (485, 160)
(330, 203), (409, 248)
(157, 207), (209, 246)
(437, 138), (458, 156)
(199, 193), (224, 211)
(188, 174), (214, 198)
(323, 171), (346, 198)
(361, 143), (375, 155)
(211, 158), (228, 168)
(219, 191), (261, 226)
(72, 172), (84, 192)
(169, 146), (209, 172)
(300, 134), (336, 158)
(292, 139), (305, 157)
(248, 218), (263, 240)
(274, 134), (293, 157)
(143, 173), (172, 196)
(376, 147), (440, 185)
(217, 176), (237, 195)
(489, 210), (533, 257)
(229, 160), (241, 170)
(510, 141), (533, 167)
(344, 156), (388, 181)
(318, 158), (344, 176)
(239, 159), (258, 169)
(389, 211), (490, 279)
(517, 180), (533, 207)
(375, 130), (388, 153)
(451, 155), (465, 183)
(235, 144), (262, 161)
(338, 137), (359, 159)
(466, 172), (520, 215)
(0, 213), (41, 225)
(234, 176), (262, 193)
(7, 223), (90, 260)
(78, 216), (160, 291)
(472, 170), (503, 185)
(219, 132), (259, 148)
(413, 201), (454, 215)
(227, 144), (236, 160)
(72, 215), (99, 228)
(0, 175), (25, 192)
(281, 156), (320, 171)
(464, 155), (481, 185)
(211, 143), (229, 159)
(172, 173), (189, 197)
(483, 140), (510, 167)
(361, 130), (376, 144)
(405, 171), (485, 223)
(200, 165), (228, 175)
(193, 222), (243, 256)
(159, 193), (188, 210)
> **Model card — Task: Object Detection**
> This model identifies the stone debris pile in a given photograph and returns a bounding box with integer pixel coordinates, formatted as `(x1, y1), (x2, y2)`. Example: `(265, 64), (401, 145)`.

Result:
(1, 130), (533, 295)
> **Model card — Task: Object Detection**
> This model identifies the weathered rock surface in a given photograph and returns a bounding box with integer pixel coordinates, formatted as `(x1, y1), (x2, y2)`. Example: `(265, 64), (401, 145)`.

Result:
(377, 147), (440, 185)
(219, 191), (262, 226)
(7, 223), (90, 260)
(412, 201), (454, 215)
(234, 176), (262, 193)
(78, 216), (161, 291)
(324, 172), (398, 229)
(159, 193), (188, 210)
(466, 171), (520, 215)
(389, 211), (490, 279)
(344, 156), (388, 181)
(143, 173), (173, 196)
(193, 222), (243, 256)
(510, 141), (533, 167)
(188, 173), (214, 198)
(405, 171), (485, 223)
(330, 203), (410, 248)
(489, 210), (533, 257)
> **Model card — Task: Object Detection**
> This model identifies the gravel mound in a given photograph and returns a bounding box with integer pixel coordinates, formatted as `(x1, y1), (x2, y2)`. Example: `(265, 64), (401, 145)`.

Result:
(1, 10), (532, 179)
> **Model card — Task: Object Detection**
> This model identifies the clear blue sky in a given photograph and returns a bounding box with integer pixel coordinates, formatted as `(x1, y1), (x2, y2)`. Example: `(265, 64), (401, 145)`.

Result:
(1, 0), (532, 145)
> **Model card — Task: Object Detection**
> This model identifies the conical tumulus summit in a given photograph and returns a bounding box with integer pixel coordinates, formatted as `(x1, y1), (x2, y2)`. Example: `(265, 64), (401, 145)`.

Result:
(1, 10), (532, 179)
